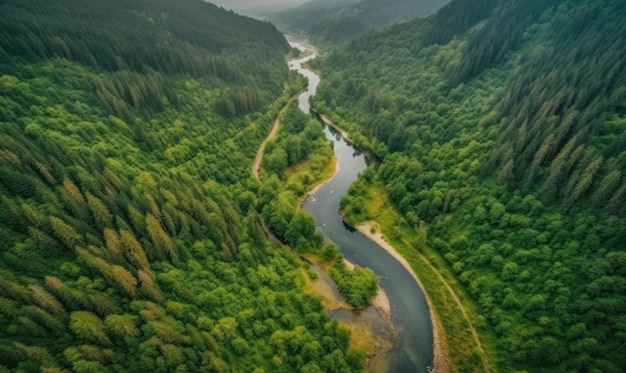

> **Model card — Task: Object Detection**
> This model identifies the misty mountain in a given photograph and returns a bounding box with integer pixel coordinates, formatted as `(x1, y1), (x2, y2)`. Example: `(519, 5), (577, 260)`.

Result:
(270, 0), (449, 47)
(209, 0), (309, 16)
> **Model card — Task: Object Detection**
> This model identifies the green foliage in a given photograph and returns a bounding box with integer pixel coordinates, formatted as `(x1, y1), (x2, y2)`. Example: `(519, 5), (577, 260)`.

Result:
(262, 102), (332, 178)
(0, 1), (362, 372)
(69, 311), (113, 347)
(260, 102), (333, 250)
(423, 0), (499, 46)
(313, 0), (626, 371)
(260, 100), (378, 312)
(329, 262), (378, 309)
(321, 243), (341, 261)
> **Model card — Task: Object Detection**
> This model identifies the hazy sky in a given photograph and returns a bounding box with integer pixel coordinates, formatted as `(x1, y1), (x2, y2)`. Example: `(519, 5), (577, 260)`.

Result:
(209, 0), (308, 12)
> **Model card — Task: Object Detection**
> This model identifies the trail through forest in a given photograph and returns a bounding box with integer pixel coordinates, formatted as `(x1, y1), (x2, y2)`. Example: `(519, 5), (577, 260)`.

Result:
(405, 239), (492, 372)
(252, 96), (296, 179)
(356, 222), (491, 372)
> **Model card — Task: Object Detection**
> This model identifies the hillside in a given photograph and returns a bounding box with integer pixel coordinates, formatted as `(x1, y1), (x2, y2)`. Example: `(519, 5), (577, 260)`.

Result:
(312, 0), (626, 371)
(0, 0), (364, 371)
(271, 0), (449, 47)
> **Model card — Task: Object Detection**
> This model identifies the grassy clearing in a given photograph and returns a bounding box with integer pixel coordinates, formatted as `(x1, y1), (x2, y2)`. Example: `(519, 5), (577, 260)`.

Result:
(284, 146), (337, 199)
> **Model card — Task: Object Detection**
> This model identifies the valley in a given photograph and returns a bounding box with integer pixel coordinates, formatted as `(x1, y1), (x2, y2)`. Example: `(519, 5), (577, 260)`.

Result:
(0, 0), (624, 372)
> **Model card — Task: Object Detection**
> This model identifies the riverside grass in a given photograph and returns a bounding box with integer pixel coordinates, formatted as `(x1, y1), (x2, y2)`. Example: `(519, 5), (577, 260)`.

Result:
(343, 181), (496, 373)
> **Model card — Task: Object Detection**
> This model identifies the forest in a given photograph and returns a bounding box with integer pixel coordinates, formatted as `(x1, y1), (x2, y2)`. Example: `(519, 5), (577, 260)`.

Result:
(0, 0), (367, 371)
(258, 102), (379, 310)
(270, 0), (449, 48)
(312, 0), (626, 372)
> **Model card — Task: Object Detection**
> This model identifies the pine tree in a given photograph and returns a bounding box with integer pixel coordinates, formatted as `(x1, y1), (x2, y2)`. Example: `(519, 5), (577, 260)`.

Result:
(62, 178), (86, 208)
(145, 213), (178, 262)
(50, 216), (81, 249)
(104, 314), (140, 339)
(119, 230), (150, 271)
(86, 193), (113, 229)
(28, 285), (66, 317)
(103, 228), (122, 256)
(571, 156), (603, 202)
(69, 311), (113, 347)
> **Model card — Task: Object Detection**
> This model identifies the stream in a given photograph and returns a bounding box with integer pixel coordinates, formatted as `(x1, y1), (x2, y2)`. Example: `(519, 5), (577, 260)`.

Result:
(286, 35), (434, 372)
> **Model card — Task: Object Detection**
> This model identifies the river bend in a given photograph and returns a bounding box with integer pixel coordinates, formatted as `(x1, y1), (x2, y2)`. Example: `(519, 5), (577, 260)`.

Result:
(286, 35), (434, 373)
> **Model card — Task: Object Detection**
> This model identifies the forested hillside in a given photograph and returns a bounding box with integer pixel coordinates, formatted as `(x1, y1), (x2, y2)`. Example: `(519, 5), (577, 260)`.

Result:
(312, 0), (626, 371)
(0, 0), (364, 371)
(271, 0), (449, 47)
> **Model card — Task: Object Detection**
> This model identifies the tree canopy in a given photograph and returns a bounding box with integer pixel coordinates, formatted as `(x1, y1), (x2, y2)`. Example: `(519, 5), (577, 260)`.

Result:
(312, 0), (626, 371)
(0, 0), (364, 371)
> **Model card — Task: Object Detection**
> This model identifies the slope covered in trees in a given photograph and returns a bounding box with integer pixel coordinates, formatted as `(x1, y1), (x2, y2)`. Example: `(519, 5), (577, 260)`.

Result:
(312, 0), (626, 371)
(271, 0), (449, 48)
(0, 0), (365, 371)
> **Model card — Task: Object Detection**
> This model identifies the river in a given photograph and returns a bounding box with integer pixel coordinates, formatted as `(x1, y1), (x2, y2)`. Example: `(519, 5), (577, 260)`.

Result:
(286, 35), (434, 373)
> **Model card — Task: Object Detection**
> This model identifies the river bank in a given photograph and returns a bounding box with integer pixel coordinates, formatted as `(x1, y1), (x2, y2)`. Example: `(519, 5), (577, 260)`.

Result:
(298, 156), (397, 369)
(352, 221), (451, 373)
(300, 249), (397, 371)
(300, 155), (339, 204)
(290, 35), (438, 372)
(319, 113), (352, 141)
(284, 47), (398, 370)
(317, 106), (450, 371)
(321, 105), (451, 371)
(342, 259), (392, 319)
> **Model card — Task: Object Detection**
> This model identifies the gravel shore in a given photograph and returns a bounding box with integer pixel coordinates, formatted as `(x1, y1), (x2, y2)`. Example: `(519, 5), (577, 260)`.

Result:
(353, 222), (452, 373)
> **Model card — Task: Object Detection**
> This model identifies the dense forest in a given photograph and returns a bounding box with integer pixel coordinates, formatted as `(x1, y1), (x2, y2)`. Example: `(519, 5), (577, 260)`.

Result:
(259, 102), (380, 310)
(312, 0), (626, 371)
(271, 0), (449, 48)
(0, 0), (366, 371)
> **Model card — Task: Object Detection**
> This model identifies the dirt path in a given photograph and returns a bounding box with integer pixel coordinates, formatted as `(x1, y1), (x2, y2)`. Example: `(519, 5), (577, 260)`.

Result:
(408, 240), (492, 373)
(354, 222), (492, 373)
(252, 96), (296, 180)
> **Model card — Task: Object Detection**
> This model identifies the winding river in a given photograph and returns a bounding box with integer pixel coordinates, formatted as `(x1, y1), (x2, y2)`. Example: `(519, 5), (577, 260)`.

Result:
(286, 36), (434, 373)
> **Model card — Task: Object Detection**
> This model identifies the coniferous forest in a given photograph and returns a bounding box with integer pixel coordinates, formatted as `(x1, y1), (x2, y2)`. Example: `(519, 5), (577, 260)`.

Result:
(311, 0), (626, 372)
(0, 0), (366, 371)
(2, 0), (626, 372)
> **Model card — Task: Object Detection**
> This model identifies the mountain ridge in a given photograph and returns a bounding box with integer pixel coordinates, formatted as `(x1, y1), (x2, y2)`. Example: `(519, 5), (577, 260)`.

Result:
(270, 0), (449, 47)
